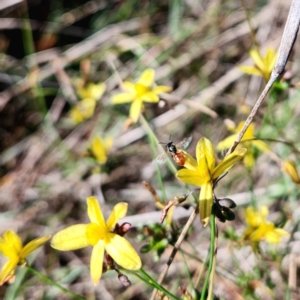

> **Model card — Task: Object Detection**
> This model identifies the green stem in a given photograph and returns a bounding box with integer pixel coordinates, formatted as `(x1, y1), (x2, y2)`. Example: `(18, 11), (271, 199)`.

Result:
(208, 218), (218, 300)
(146, 128), (167, 201)
(26, 266), (86, 300)
(200, 214), (216, 300)
(138, 268), (181, 300)
(139, 114), (177, 175)
(247, 168), (257, 210)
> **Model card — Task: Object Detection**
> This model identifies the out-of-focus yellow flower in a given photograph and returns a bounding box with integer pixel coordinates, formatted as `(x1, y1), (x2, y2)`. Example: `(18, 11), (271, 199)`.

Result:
(111, 69), (172, 123)
(239, 48), (277, 80)
(90, 136), (113, 164)
(77, 83), (106, 100)
(0, 230), (51, 285)
(70, 82), (106, 124)
(217, 121), (270, 169)
(243, 206), (289, 244)
(176, 137), (246, 226)
(282, 160), (300, 184)
(70, 98), (97, 124)
(51, 196), (142, 285)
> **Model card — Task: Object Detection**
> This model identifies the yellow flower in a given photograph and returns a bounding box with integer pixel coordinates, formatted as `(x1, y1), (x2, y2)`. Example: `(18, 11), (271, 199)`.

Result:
(0, 230), (51, 285)
(176, 137), (246, 226)
(90, 136), (113, 164)
(217, 121), (270, 169)
(239, 48), (277, 80)
(111, 69), (172, 123)
(70, 82), (106, 124)
(243, 206), (289, 244)
(70, 98), (97, 124)
(282, 160), (300, 184)
(51, 196), (142, 285)
(78, 83), (106, 100)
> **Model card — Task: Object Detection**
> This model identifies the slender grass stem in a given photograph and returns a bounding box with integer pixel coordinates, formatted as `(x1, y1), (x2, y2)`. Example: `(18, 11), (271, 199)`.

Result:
(139, 114), (177, 175)
(26, 266), (86, 300)
(146, 129), (167, 201)
(200, 214), (216, 300)
(138, 268), (181, 300)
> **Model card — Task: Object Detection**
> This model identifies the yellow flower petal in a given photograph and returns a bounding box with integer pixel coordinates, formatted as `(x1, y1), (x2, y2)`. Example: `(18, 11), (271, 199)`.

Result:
(245, 207), (268, 232)
(239, 66), (263, 76)
(152, 86), (172, 94)
(248, 226), (267, 242)
(123, 82), (136, 93)
(86, 223), (103, 245)
(104, 137), (113, 152)
(137, 69), (155, 87)
(141, 92), (159, 103)
(51, 224), (89, 250)
(258, 206), (269, 219)
(240, 122), (254, 138)
(4, 230), (22, 253)
(78, 83), (106, 100)
(197, 151), (211, 180)
(251, 140), (270, 152)
(129, 99), (143, 123)
(21, 235), (51, 258)
(180, 150), (198, 170)
(106, 202), (128, 231)
(249, 49), (265, 72)
(212, 148), (247, 179)
(197, 138), (215, 172)
(87, 196), (106, 228)
(0, 257), (18, 285)
(282, 160), (300, 184)
(199, 182), (213, 227)
(265, 228), (287, 244)
(90, 136), (107, 164)
(243, 149), (255, 169)
(89, 83), (106, 100)
(111, 93), (135, 104)
(104, 233), (141, 270)
(70, 98), (96, 124)
(217, 134), (237, 150)
(264, 48), (277, 73)
(90, 240), (105, 285)
(69, 107), (84, 124)
(176, 168), (206, 186)
(0, 243), (17, 259)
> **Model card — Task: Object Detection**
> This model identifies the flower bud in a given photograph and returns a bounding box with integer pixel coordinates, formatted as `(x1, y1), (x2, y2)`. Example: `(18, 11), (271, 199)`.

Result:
(282, 160), (300, 184)
(118, 222), (132, 236)
(118, 274), (131, 287)
(218, 198), (236, 208)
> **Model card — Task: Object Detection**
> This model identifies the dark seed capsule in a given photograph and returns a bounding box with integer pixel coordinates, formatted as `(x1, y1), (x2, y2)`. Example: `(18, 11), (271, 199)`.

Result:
(218, 198), (236, 209)
(213, 204), (226, 223)
(222, 207), (236, 221)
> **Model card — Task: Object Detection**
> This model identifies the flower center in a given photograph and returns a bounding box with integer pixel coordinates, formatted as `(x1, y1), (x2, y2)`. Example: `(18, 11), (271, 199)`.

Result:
(86, 223), (107, 246)
(135, 83), (148, 98)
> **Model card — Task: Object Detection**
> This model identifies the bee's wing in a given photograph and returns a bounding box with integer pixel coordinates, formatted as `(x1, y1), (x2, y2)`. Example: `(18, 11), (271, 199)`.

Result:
(153, 153), (167, 164)
(178, 136), (192, 150)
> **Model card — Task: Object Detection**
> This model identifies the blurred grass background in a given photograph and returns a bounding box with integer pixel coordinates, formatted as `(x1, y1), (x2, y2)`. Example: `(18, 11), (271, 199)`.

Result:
(0, 0), (300, 299)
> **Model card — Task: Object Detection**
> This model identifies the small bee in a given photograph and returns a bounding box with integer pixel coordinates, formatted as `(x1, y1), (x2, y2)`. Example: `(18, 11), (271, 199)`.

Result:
(155, 136), (192, 166)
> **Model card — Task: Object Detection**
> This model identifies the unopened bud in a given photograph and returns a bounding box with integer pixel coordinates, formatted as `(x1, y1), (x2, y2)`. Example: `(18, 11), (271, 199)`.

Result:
(119, 222), (132, 236)
(282, 160), (300, 184)
(105, 254), (114, 267)
(102, 263), (107, 274)
(118, 274), (131, 287)
(218, 198), (236, 209)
